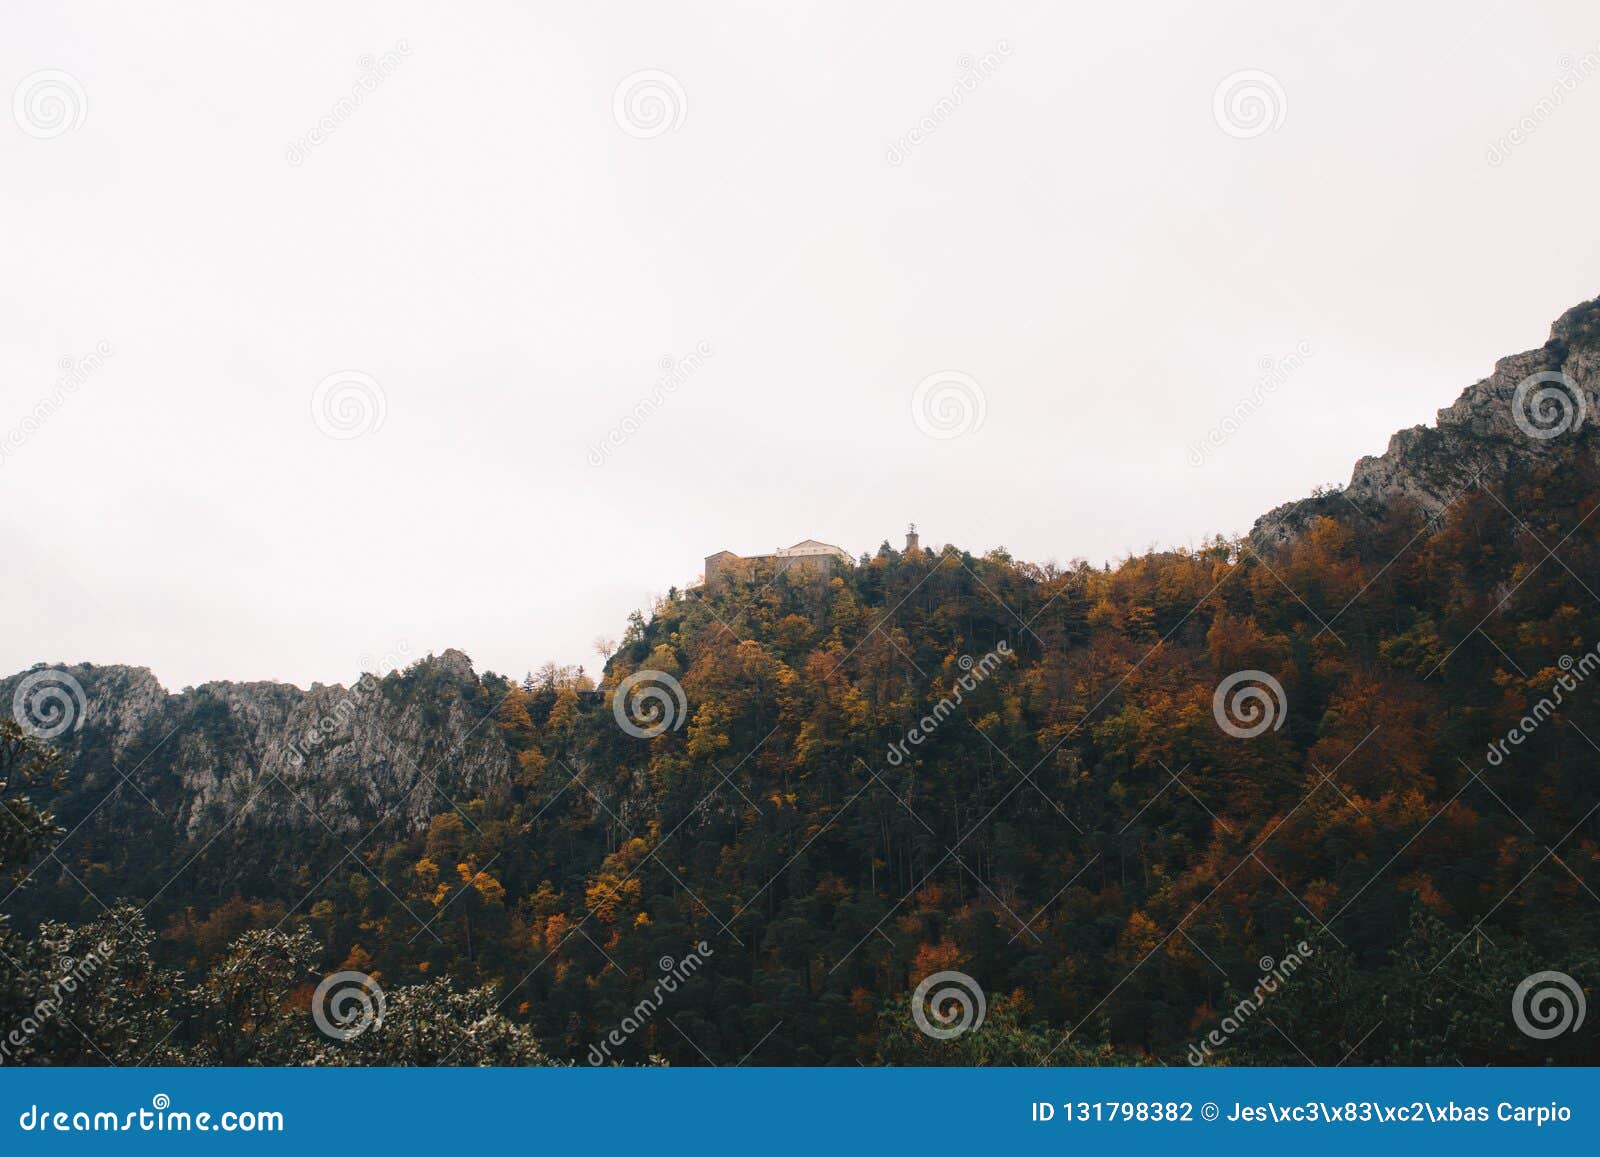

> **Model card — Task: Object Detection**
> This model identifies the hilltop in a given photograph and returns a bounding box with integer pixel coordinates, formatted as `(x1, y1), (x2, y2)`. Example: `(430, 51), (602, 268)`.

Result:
(5, 296), (1600, 1065)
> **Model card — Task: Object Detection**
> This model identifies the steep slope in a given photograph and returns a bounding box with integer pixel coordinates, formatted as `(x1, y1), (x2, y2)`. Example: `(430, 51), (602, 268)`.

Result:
(1, 651), (518, 923)
(1254, 295), (1600, 544)
(6, 295), (1600, 1066)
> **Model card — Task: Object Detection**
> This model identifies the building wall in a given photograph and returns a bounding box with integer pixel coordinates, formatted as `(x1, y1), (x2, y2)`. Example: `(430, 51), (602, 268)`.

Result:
(704, 551), (742, 589)
(703, 551), (840, 591)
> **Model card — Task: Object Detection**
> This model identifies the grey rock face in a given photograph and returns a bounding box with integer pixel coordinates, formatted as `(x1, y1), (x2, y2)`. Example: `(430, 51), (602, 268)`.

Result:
(1, 650), (515, 838)
(1253, 296), (1600, 546)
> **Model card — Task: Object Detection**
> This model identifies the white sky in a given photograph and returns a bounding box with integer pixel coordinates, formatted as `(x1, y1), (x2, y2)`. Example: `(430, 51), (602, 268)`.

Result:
(5, 1), (1600, 691)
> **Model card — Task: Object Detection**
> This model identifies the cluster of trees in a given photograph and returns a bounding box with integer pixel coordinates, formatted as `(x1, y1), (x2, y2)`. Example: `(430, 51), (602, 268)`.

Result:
(0, 721), (554, 1066)
(5, 451), (1600, 1065)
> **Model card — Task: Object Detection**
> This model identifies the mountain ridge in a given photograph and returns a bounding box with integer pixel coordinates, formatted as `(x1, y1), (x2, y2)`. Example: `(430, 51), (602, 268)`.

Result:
(7, 295), (1600, 1066)
(0, 648), (517, 841)
(10, 293), (1600, 852)
(1252, 293), (1600, 544)
(17, 296), (1599, 700)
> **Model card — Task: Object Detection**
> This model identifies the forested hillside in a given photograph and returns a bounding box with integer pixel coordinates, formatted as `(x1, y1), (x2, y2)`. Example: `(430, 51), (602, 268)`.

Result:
(6, 301), (1600, 1066)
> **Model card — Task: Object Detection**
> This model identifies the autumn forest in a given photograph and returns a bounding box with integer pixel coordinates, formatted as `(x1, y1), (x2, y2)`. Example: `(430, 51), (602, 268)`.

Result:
(4, 423), (1600, 1066)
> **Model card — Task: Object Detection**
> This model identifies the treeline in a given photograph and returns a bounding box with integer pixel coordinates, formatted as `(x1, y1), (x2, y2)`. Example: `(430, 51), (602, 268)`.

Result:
(6, 452), (1600, 1064)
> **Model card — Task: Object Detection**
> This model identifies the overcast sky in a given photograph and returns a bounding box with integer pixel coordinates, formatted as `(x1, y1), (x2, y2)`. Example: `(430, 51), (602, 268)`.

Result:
(5, 1), (1600, 691)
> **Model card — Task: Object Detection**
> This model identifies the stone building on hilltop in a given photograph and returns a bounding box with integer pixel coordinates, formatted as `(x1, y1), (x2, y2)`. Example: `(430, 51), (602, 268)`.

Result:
(703, 539), (853, 590)
(702, 527), (924, 590)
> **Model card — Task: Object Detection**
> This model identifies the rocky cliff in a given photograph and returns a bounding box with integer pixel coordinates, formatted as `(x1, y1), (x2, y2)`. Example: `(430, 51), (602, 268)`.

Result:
(1, 649), (516, 841)
(1253, 295), (1600, 545)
